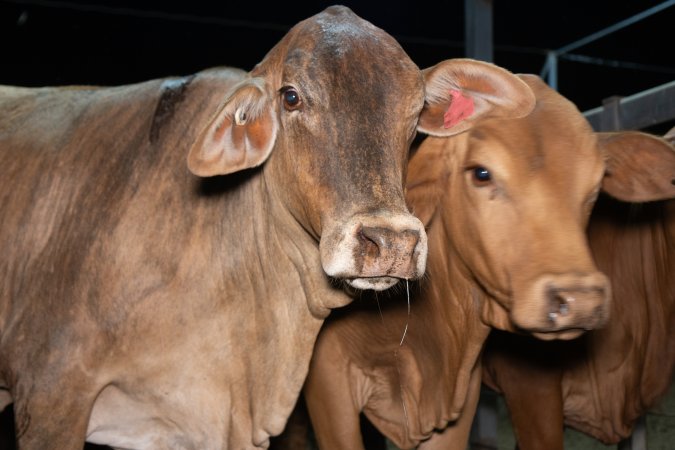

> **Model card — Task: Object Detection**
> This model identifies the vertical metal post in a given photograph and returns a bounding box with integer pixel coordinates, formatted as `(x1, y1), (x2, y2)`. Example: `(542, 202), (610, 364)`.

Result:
(617, 415), (647, 450)
(546, 51), (558, 91)
(469, 387), (499, 450)
(600, 95), (623, 131)
(465, 0), (493, 62)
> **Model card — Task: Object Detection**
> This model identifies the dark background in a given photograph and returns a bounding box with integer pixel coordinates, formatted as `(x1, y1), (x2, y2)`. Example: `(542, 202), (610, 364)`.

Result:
(1, 0), (674, 120)
(0, 1), (673, 448)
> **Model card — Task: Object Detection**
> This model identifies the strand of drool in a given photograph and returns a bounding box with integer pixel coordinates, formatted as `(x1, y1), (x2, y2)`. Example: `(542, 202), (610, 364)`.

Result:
(376, 280), (412, 436)
(394, 279), (411, 435)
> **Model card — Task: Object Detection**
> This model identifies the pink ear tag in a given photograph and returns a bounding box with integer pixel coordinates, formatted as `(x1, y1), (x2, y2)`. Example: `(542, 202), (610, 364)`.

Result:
(443, 90), (475, 128)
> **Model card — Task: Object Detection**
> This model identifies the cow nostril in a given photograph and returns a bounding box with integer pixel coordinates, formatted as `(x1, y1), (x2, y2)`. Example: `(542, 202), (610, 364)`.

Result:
(357, 225), (422, 264)
(358, 227), (384, 258)
(547, 289), (576, 322)
(559, 300), (570, 316)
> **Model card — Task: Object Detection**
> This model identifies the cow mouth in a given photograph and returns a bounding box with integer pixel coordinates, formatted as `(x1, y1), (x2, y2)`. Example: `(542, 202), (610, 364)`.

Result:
(528, 328), (587, 341)
(346, 276), (400, 291)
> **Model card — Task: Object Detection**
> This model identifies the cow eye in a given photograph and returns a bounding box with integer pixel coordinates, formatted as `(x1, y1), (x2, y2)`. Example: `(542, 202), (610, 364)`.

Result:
(471, 166), (492, 186)
(281, 87), (301, 111)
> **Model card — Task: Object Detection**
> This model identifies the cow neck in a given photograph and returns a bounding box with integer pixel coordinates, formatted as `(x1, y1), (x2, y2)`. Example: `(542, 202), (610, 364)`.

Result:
(256, 165), (348, 317)
(411, 211), (491, 412)
(431, 198), (516, 333)
(215, 169), (347, 445)
(364, 209), (492, 447)
(421, 199), (495, 326)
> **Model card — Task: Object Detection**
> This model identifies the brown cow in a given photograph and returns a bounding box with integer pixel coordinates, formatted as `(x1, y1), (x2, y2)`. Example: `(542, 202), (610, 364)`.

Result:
(0, 6), (449, 449)
(481, 129), (675, 448)
(302, 75), (675, 450)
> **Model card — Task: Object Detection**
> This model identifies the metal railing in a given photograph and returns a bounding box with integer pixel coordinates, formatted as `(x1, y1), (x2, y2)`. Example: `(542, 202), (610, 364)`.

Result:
(583, 80), (675, 131)
(540, 0), (675, 91)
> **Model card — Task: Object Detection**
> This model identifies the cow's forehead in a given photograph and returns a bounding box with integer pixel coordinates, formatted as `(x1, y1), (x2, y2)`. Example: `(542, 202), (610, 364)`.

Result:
(313, 7), (381, 46)
(468, 83), (603, 176)
(255, 6), (424, 115)
(312, 9), (418, 70)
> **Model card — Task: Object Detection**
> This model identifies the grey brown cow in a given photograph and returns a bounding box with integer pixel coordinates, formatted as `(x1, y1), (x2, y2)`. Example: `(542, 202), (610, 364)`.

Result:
(0, 6), (448, 449)
(302, 74), (675, 450)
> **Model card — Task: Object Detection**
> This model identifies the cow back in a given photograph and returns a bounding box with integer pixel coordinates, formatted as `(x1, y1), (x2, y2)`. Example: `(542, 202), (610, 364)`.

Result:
(0, 70), (245, 339)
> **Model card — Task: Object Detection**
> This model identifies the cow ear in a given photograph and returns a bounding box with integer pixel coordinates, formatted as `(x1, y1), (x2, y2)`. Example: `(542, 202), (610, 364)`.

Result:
(188, 78), (278, 177)
(418, 59), (535, 137)
(664, 126), (675, 146)
(599, 131), (675, 202)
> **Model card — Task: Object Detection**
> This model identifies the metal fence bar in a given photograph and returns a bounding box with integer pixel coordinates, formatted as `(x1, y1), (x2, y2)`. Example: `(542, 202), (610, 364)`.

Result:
(464, 0), (493, 62)
(469, 387), (498, 450)
(584, 80), (675, 131)
(541, 0), (675, 88)
(556, 0), (675, 55)
(600, 96), (623, 131)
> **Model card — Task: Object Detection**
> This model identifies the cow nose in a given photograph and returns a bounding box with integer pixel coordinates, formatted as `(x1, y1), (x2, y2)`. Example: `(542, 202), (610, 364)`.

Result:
(357, 225), (421, 277)
(358, 226), (397, 258)
(546, 283), (608, 325)
(544, 272), (610, 332)
(512, 272), (611, 339)
(320, 213), (428, 291)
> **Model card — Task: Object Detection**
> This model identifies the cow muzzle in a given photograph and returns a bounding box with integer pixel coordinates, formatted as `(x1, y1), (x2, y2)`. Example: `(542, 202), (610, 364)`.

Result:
(320, 213), (428, 291)
(511, 272), (611, 340)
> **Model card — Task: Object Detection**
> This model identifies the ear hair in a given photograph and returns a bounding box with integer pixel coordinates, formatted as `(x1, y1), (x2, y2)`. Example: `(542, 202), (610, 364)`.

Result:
(216, 77), (269, 127)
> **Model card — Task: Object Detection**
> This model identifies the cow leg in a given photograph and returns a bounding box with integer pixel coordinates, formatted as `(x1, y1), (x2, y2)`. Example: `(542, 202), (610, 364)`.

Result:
(418, 362), (483, 450)
(14, 397), (92, 449)
(481, 330), (569, 450)
(304, 339), (365, 450)
(12, 378), (97, 450)
(500, 367), (564, 450)
(304, 371), (364, 450)
(483, 351), (565, 450)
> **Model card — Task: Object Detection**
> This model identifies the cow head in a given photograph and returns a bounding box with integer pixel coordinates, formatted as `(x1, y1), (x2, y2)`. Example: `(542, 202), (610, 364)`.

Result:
(186, 6), (433, 293)
(409, 71), (675, 340)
